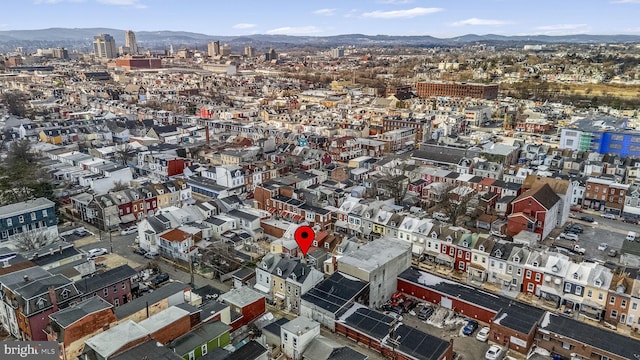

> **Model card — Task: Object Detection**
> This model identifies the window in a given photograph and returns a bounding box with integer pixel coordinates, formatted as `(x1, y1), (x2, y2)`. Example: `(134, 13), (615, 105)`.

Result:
(284, 333), (288, 342)
(122, 282), (126, 290)
(611, 310), (618, 319)
(61, 290), (69, 300)
(526, 270), (532, 279)
(535, 273), (541, 282)
(188, 351), (195, 360)
(564, 283), (571, 292)
(507, 265), (513, 274)
(587, 290), (593, 298)
(527, 283), (534, 292)
(103, 288), (108, 297)
(562, 342), (572, 350)
(465, 252), (470, 260)
(201, 344), (207, 356)
(517, 268), (522, 276)
(113, 284), (118, 293)
(575, 286), (582, 295)
(473, 255), (478, 261)
(42, 210), (47, 217)
(18, 216), (24, 223)
(599, 293), (603, 301)
(633, 303), (638, 311)
(293, 337), (297, 348)
(114, 298), (119, 307)
(6, 218), (12, 227)
(610, 296), (616, 305)
(30, 212), (36, 221)
(621, 299), (627, 309)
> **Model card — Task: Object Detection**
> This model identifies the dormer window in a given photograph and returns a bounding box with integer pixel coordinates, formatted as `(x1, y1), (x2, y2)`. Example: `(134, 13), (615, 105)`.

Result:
(446, 236), (453, 243)
(36, 298), (47, 310)
(262, 262), (268, 270)
(431, 232), (438, 239)
(552, 265), (559, 273)
(495, 250), (502, 258)
(478, 245), (484, 252)
(324, 242), (330, 249)
(513, 256), (520, 263)
(595, 279), (602, 287)
(291, 274), (297, 281)
(61, 289), (70, 300)
(573, 272), (579, 280)
(277, 268), (282, 276)
(532, 261), (539, 267)
(462, 241), (468, 248)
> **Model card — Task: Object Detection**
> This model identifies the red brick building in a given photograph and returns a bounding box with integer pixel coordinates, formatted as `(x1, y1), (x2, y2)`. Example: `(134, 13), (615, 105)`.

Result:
(218, 287), (265, 331)
(416, 82), (498, 100)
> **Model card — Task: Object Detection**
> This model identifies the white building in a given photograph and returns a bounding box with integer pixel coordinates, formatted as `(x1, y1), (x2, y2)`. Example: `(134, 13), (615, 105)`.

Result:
(337, 238), (411, 308)
(280, 317), (320, 359)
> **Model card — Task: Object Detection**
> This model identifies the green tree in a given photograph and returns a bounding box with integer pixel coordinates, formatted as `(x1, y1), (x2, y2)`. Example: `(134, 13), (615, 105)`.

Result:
(1, 92), (30, 117)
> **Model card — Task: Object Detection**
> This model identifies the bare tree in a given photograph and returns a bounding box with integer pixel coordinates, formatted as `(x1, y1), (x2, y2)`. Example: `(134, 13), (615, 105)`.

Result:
(13, 228), (52, 252)
(110, 180), (129, 192)
(0, 92), (30, 118)
(114, 144), (135, 166)
(441, 192), (472, 226)
(377, 175), (409, 205)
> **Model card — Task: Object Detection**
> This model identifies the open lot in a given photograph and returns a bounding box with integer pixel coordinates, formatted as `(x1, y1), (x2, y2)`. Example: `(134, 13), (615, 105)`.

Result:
(401, 303), (492, 360)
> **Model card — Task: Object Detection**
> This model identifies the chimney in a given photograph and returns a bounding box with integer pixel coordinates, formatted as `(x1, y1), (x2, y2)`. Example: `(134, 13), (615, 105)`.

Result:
(48, 286), (59, 312)
(23, 275), (29, 283)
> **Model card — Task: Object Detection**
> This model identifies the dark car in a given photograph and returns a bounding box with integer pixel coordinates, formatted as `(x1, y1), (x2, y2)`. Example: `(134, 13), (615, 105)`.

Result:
(133, 248), (146, 255)
(580, 216), (595, 223)
(623, 217), (639, 225)
(564, 224), (583, 234)
(151, 273), (170, 287)
(403, 299), (418, 312)
(462, 320), (479, 336)
(418, 306), (434, 320)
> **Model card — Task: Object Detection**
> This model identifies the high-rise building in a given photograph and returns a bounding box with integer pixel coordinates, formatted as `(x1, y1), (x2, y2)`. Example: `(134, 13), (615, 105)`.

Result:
(244, 46), (255, 58)
(265, 48), (278, 61)
(207, 41), (220, 57)
(221, 44), (231, 56)
(125, 30), (138, 55)
(415, 81), (498, 100)
(93, 33), (117, 59)
(330, 47), (344, 58)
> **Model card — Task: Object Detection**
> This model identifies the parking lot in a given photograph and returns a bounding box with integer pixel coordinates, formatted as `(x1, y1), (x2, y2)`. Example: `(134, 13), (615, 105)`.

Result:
(400, 303), (492, 360)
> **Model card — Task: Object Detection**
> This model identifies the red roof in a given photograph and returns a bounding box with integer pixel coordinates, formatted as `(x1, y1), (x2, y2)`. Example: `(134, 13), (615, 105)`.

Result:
(160, 228), (190, 242)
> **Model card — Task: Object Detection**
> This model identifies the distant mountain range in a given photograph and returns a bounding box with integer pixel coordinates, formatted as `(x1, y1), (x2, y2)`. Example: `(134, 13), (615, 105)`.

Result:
(1, 28), (640, 50)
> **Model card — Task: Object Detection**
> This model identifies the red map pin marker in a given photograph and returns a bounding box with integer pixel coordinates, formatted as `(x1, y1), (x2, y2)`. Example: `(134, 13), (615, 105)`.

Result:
(294, 225), (315, 257)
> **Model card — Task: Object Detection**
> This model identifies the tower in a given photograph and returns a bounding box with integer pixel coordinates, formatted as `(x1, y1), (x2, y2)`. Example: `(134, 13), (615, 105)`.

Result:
(93, 33), (117, 59)
(125, 30), (138, 55)
(207, 41), (220, 57)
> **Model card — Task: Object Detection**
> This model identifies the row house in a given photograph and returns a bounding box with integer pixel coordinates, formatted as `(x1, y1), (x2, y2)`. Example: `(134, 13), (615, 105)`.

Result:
(561, 262), (612, 320)
(0, 268), (81, 341)
(0, 197), (58, 246)
(327, 136), (362, 162)
(538, 253), (572, 308)
(136, 151), (189, 181)
(84, 180), (184, 231)
(468, 236), (497, 283)
(74, 265), (137, 308)
(260, 186), (332, 231)
(583, 177), (629, 215)
(521, 250), (547, 297)
(605, 270), (640, 330)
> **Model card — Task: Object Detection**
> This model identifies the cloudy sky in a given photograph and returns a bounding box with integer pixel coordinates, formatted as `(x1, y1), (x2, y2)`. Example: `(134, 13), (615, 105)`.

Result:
(2, 0), (640, 37)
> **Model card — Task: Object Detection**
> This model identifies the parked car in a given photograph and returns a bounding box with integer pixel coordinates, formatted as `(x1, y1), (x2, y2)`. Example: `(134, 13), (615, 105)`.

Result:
(383, 311), (403, 323)
(462, 320), (478, 336)
(120, 225), (138, 236)
(151, 273), (170, 287)
(564, 224), (583, 234)
(622, 217), (639, 225)
(559, 232), (579, 241)
(476, 326), (490, 342)
(417, 306), (434, 320)
(144, 251), (159, 259)
(579, 216), (595, 223)
(87, 248), (108, 259)
(597, 243), (608, 251)
(485, 345), (504, 360)
(570, 206), (583, 212)
(402, 299), (418, 312)
(608, 249), (619, 258)
(133, 248), (146, 255)
(600, 213), (616, 220)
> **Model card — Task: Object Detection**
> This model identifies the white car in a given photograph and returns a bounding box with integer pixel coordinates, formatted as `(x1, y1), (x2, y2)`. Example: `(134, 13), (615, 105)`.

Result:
(476, 326), (490, 342)
(600, 213), (616, 220)
(120, 226), (138, 236)
(597, 243), (608, 251)
(87, 248), (108, 259)
(485, 345), (504, 360)
(383, 311), (403, 323)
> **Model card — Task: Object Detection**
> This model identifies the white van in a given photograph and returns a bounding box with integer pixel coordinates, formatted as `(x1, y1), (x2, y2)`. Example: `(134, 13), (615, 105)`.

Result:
(626, 231), (637, 241)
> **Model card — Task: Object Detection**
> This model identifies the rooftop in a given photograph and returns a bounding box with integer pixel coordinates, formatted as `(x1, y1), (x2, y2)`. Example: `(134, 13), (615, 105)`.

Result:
(337, 238), (410, 273)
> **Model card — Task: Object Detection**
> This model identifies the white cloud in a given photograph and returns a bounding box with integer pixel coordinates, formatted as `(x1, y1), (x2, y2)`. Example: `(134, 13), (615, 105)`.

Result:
(362, 7), (443, 19)
(265, 26), (323, 35)
(313, 8), (336, 16)
(451, 18), (511, 26)
(535, 24), (587, 31)
(232, 23), (257, 29)
(96, 0), (146, 8)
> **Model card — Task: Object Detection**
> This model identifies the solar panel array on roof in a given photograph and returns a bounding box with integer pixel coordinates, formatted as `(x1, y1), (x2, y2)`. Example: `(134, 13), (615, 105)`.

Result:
(343, 308), (394, 340)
